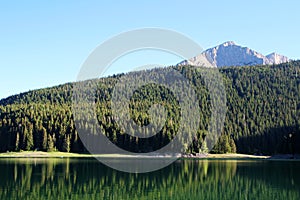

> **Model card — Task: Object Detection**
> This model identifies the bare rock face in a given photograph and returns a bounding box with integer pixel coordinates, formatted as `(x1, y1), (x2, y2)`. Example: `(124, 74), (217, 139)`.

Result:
(266, 52), (290, 65)
(178, 41), (290, 68)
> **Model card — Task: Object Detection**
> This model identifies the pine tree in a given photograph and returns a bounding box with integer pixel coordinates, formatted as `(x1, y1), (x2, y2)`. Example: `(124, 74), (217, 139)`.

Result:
(63, 135), (71, 153)
(224, 135), (231, 153)
(216, 135), (231, 154)
(42, 128), (48, 151)
(47, 134), (54, 152)
(229, 138), (237, 153)
(21, 126), (28, 150)
(15, 132), (20, 151)
(200, 139), (209, 153)
(26, 125), (34, 151)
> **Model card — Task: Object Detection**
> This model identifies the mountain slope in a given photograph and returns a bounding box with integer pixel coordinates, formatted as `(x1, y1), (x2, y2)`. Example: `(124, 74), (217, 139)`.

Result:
(0, 61), (300, 154)
(266, 52), (290, 64)
(179, 41), (290, 67)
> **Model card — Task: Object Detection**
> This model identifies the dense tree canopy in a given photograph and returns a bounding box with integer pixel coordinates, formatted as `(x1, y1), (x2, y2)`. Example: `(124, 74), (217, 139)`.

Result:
(0, 61), (299, 154)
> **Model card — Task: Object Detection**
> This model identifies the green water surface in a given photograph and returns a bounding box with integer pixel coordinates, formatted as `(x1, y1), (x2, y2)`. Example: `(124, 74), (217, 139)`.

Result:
(0, 158), (299, 200)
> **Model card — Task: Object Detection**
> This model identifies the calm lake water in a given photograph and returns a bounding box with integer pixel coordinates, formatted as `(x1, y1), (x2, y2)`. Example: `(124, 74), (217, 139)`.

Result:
(0, 158), (299, 200)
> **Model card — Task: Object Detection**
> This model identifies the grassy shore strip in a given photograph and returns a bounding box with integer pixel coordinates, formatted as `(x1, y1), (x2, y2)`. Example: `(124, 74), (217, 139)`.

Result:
(206, 153), (269, 159)
(0, 151), (138, 158)
(0, 151), (91, 158)
(0, 151), (268, 159)
(1, 151), (299, 160)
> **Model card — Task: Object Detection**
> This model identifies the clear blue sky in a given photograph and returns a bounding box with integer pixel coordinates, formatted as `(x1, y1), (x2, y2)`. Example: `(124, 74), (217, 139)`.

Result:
(1, 0), (299, 99)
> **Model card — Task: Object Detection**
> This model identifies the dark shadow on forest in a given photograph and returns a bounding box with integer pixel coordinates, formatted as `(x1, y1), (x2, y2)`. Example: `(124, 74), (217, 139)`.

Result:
(235, 125), (300, 155)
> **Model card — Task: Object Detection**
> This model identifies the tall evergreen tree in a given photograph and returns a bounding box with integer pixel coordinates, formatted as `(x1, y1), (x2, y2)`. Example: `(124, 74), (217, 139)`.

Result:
(46, 134), (54, 152)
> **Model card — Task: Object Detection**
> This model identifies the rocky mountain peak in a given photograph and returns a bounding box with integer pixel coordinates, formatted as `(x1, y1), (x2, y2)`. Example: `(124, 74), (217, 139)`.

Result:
(178, 41), (290, 68)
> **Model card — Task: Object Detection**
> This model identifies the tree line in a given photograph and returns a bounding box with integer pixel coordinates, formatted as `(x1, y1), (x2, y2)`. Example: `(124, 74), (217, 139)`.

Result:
(0, 61), (299, 154)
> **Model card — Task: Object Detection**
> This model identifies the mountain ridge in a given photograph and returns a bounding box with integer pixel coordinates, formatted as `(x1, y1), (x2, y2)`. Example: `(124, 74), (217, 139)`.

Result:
(179, 41), (290, 67)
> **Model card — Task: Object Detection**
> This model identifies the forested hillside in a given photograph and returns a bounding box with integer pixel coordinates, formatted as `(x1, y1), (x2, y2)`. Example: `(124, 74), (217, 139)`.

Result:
(0, 61), (299, 155)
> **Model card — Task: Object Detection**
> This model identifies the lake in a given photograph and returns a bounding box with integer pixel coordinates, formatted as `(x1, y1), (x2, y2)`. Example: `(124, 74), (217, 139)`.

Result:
(0, 158), (299, 199)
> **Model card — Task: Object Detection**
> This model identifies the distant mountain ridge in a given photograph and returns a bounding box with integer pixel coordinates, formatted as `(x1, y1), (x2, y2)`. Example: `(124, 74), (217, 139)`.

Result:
(179, 41), (290, 67)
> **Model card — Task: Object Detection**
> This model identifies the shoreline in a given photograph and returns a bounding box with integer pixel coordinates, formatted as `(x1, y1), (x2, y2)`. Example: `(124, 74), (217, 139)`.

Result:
(0, 151), (299, 160)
